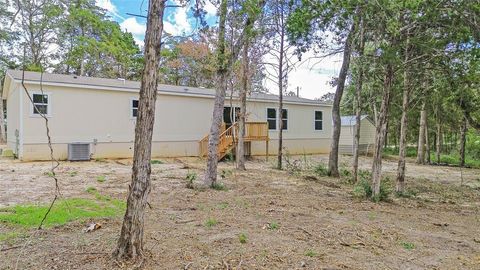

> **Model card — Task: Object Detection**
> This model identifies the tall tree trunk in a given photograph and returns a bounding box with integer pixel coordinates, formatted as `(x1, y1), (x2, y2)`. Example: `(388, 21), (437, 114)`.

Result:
(425, 118), (431, 164)
(277, 25), (285, 170)
(459, 115), (467, 167)
(328, 22), (355, 177)
(416, 101), (427, 164)
(436, 117), (441, 163)
(371, 64), (394, 198)
(0, 93), (5, 143)
(114, 0), (165, 261)
(204, 0), (228, 186)
(352, 11), (365, 183)
(236, 41), (249, 171)
(396, 43), (411, 193)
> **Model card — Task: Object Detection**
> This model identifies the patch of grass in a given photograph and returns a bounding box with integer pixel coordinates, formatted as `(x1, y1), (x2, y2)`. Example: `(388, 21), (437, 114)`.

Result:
(43, 171), (54, 177)
(401, 241), (415, 250)
(96, 175), (106, 183)
(220, 169), (233, 179)
(211, 182), (227, 191)
(85, 186), (97, 194)
(150, 159), (164, 164)
(216, 202), (229, 210)
(304, 249), (318, 257)
(313, 163), (329, 177)
(267, 221), (279, 230)
(204, 218), (218, 228)
(395, 189), (417, 198)
(0, 231), (25, 243)
(0, 198), (125, 228)
(185, 171), (197, 189)
(238, 233), (247, 244)
(95, 158), (107, 163)
(69, 171), (78, 177)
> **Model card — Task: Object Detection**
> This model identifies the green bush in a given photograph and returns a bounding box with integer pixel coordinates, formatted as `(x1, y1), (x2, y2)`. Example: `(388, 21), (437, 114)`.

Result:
(185, 172), (197, 189)
(313, 164), (329, 176)
(353, 175), (391, 202)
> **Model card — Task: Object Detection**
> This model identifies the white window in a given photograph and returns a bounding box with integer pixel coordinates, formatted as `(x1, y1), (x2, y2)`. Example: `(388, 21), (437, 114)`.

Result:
(267, 108), (276, 130)
(315, 111), (323, 130)
(131, 99), (139, 118)
(31, 93), (50, 116)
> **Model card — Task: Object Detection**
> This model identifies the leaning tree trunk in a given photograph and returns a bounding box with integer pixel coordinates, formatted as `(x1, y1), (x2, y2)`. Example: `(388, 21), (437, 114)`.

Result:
(396, 37), (410, 193)
(416, 101), (427, 164)
(204, 0), (228, 187)
(237, 40), (249, 171)
(114, 0), (165, 261)
(459, 115), (467, 167)
(371, 64), (394, 198)
(352, 12), (365, 183)
(328, 22), (355, 177)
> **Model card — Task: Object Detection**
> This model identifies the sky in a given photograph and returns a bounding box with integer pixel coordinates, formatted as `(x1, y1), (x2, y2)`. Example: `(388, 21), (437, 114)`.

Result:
(98, 0), (341, 100)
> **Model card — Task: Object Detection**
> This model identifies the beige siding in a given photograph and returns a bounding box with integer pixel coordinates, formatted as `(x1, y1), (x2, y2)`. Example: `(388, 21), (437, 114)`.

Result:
(5, 84), (20, 155)
(13, 82), (332, 160)
(338, 118), (375, 155)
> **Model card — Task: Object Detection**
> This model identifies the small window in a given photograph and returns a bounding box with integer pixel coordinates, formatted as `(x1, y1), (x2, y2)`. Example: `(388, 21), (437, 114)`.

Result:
(315, 111), (323, 130)
(32, 93), (49, 115)
(281, 109), (288, 130)
(131, 99), (139, 117)
(267, 108), (276, 130)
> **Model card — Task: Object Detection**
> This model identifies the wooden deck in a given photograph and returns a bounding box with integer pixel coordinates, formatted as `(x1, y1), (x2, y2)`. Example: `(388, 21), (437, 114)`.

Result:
(199, 122), (269, 159)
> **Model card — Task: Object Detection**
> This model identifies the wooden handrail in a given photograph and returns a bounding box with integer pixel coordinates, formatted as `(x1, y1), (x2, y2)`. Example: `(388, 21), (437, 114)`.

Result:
(199, 121), (268, 158)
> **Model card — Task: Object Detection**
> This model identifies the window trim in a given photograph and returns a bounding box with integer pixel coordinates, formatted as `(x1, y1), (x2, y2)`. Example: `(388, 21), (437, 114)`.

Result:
(314, 110), (324, 131)
(266, 107), (277, 131)
(130, 98), (139, 119)
(29, 92), (52, 118)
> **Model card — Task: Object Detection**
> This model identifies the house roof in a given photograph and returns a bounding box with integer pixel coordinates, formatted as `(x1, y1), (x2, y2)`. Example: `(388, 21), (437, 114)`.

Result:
(4, 70), (331, 106)
(341, 115), (373, 126)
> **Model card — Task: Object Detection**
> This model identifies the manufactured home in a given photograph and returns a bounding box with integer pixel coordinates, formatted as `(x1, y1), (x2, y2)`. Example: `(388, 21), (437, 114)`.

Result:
(2, 70), (333, 161)
(338, 115), (375, 155)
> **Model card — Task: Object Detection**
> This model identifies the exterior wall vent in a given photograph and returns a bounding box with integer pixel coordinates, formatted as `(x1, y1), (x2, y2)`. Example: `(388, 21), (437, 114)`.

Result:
(68, 143), (91, 161)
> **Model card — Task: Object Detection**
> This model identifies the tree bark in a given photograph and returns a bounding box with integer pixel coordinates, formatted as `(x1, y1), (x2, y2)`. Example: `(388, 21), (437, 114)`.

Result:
(114, 0), (165, 261)
(396, 46), (411, 193)
(236, 40), (249, 171)
(204, 0), (228, 186)
(459, 115), (467, 167)
(277, 24), (285, 170)
(352, 11), (365, 183)
(371, 64), (394, 198)
(416, 101), (427, 164)
(425, 117), (431, 164)
(328, 22), (355, 177)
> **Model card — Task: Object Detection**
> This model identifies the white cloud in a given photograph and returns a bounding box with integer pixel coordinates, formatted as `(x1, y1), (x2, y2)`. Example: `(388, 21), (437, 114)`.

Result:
(120, 17), (146, 35)
(163, 0), (192, 36)
(96, 0), (125, 20)
(204, 0), (217, 17)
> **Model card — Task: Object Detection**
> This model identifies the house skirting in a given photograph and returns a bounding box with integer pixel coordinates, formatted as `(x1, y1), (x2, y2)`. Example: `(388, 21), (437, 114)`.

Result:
(19, 138), (331, 161)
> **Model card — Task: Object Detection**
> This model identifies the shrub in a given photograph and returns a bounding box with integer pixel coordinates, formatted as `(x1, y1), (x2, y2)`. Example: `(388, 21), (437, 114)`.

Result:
(313, 164), (328, 176)
(211, 182), (227, 191)
(185, 172), (196, 189)
(238, 233), (247, 244)
(353, 176), (391, 202)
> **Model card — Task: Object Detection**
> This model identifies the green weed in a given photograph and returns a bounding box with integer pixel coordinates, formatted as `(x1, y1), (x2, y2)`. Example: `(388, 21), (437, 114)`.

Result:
(401, 241), (415, 250)
(313, 164), (329, 176)
(185, 171), (197, 189)
(205, 218), (218, 228)
(150, 159), (164, 164)
(211, 182), (227, 191)
(96, 175), (106, 183)
(238, 233), (247, 244)
(304, 249), (318, 257)
(267, 221), (279, 230)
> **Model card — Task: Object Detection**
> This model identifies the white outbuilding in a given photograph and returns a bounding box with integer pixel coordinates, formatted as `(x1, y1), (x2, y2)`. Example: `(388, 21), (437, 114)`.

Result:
(339, 115), (376, 155)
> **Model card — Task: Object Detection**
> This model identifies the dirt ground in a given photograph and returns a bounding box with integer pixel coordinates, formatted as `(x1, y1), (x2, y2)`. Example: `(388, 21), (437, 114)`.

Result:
(0, 154), (479, 270)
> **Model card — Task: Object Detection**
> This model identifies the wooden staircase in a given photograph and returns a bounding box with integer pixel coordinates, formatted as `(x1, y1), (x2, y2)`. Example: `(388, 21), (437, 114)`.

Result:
(199, 122), (269, 160)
